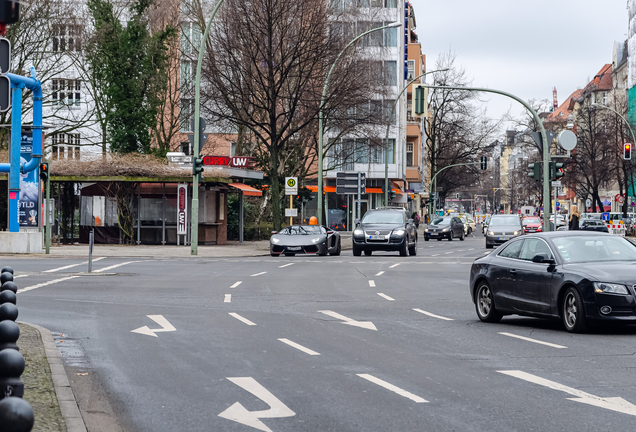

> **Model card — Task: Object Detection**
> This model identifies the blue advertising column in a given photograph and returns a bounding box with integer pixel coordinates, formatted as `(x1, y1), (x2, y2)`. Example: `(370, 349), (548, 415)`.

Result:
(19, 130), (38, 227)
(8, 83), (23, 232)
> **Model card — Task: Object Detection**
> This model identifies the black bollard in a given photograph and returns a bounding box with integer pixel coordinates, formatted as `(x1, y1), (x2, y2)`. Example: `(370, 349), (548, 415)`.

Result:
(0, 304), (18, 322)
(0, 272), (13, 285)
(0, 348), (25, 398)
(0, 321), (19, 351)
(1, 267), (14, 275)
(0, 290), (16, 305)
(0, 397), (35, 432)
(1, 281), (17, 294)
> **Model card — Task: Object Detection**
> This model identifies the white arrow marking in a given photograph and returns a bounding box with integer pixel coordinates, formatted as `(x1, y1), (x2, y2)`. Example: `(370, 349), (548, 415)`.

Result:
(131, 315), (176, 337)
(318, 310), (377, 331)
(499, 370), (636, 416)
(413, 308), (454, 321)
(219, 377), (295, 432)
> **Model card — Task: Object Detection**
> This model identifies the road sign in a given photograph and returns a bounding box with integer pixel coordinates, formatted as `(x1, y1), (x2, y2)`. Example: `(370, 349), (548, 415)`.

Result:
(177, 183), (187, 235)
(602, 212), (610, 221)
(285, 208), (297, 217)
(615, 194), (625, 204)
(551, 181), (561, 187)
(285, 177), (297, 195)
(336, 172), (366, 195)
(586, 199), (591, 208)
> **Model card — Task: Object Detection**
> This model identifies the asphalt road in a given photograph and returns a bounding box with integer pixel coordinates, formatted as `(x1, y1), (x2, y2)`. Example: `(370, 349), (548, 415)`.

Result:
(7, 229), (636, 432)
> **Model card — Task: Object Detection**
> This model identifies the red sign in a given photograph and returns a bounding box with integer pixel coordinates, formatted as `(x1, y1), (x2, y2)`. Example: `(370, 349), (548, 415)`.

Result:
(177, 183), (188, 235)
(9, 192), (16, 200)
(202, 156), (255, 168)
(616, 194), (625, 204)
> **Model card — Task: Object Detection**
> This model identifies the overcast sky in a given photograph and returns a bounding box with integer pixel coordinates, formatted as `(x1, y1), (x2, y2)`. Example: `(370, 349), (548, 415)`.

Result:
(411, 0), (628, 129)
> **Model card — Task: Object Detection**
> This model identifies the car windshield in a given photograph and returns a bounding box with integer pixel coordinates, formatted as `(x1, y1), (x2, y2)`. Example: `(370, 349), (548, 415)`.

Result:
(432, 217), (453, 225)
(361, 212), (404, 224)
(523, 217), (541, 224)
(553, 235), (636, 263)
(489, 216), (521, 227)
(279, 226), (324, 235)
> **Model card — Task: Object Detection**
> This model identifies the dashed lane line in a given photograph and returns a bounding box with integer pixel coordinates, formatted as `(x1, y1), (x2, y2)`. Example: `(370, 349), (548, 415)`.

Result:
(278, 338), (320, 356)
(230, 281), (242, 289)
(251, 272), (267, 277)
(375, 271), (385, 276)
(431, 254), (439, 257)
(389, 263), (401, 268)
(17, 276), (81, 294)
(413, 308), (454, 321)
(369, 280), (376, 287)
(228, 313), (256, 326)
(377, 293), (395, 301)
(94, 261), (141, 273)
(279, 263), (294, 268)
(357, 374), (428, 403)
(499, 332), (567, 349)
(444, 252), (453, 254)
(224, 294), (231, 303)
(43, 257), (107, 273)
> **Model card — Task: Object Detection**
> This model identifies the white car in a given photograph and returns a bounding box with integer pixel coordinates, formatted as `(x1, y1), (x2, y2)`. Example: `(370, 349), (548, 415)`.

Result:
(460, 216), (476, 235)
(550, 214), (567, 227)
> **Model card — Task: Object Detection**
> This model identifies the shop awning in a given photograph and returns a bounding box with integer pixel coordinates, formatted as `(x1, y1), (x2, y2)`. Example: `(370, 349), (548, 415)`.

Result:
(306, 186), (398, 194)
(229, 183), (263, 196)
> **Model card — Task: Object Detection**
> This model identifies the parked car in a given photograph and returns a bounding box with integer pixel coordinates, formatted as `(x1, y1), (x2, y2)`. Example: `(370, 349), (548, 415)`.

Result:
(470, 232), (636, 332)
(460, 216), (476, 235)
(270, 225), (341, 256)
(485, 215), (523, 248)
(352, 208), (417, 256)
(482, 214), (492, 234)
(580, 219), (609, 233)
(522, 216), (542, 234)
(425, 216), (465, 241)
(549, 214), (567, 227)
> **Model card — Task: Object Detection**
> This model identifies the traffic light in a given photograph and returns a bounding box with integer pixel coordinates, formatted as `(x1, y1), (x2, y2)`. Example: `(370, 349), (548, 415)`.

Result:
(412, 84), (427, 117)
(39, 161), (48, 181)
(192, 157), (204, 178)
(527, 162), (541, 181)
(0, 0), (20, 26)
(550, 162), (564, 181)
(624, 143), (632, 160)
(480, 156), (487, 170)
(389, 189), (396, 203)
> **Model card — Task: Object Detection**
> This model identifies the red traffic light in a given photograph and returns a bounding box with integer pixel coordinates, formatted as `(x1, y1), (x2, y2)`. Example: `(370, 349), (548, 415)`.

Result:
(625, 143), (632, 160)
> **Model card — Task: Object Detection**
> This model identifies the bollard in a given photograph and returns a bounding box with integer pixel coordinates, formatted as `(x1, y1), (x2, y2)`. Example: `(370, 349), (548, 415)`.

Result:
(0, 397), (35, 432)
(0, 304), (18, 322)
(0, 348), (25, 398)
(1, 267), (14, 275)
(2, 281), (18, 294)
(0, 290), (16, 305)
(1, 272), (13, 285)
(0, 320), (19, 351)
(88, 229), (94, 273)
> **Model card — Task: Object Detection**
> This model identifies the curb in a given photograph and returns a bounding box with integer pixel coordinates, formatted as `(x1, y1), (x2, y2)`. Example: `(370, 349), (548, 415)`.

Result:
(22, 322), (88, 432)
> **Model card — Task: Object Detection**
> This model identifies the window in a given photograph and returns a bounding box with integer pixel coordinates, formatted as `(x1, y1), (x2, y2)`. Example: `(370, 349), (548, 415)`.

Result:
(384, 22), (397, 47)
(383, 61), (397, 86)
(50, 133), (80, 159)
(52, 24), (83, 52)
(180, 22), (201, 57)
(407, 100), (414, 122)
(406, 142), (413, 167)
(519, 238), (553, 261)
(498, 239), (523, 259)
(230, 141), (236, 157)
(355, 139), (369, 163)
(180, 99), (194, 132)
(407, 60), (415, 80)
(51, 79), (81, 107)
(385, 0), (397, 7)
(602, 92), (607, 105)
(383, 100), (395, 124)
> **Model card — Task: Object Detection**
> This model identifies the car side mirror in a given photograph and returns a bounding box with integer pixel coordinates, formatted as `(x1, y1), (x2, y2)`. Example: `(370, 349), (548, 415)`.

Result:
(532, 253), (555, 264)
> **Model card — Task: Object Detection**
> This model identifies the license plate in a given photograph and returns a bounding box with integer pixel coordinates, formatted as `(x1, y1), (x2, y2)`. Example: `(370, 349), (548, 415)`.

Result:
(369, 235), (384, 240)
(498, 237), (509, 241)
(287, 246), (301, 251)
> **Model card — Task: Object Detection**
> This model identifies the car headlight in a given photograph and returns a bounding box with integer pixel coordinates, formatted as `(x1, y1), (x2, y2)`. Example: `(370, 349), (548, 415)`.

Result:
(489, 231), (495, 236)
(442, 228), (448, 232)
(311, 237), (321, 244)
(353, 228), (363, 236)
(594, 282), (629, 295)
(513, 231), (519, 236)
(271, 238), (279, 244)
(393, 229), (405, 236)
(424, 229), (429, 232)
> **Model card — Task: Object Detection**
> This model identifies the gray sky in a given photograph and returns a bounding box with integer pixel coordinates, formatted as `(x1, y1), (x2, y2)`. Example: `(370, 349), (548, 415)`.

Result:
(411, 0), (628, 126)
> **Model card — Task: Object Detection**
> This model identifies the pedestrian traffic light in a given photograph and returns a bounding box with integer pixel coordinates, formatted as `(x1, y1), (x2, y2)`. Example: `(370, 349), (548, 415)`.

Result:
(624, 143), (632, 160)
(551, 162), (564, 181)
(0, 0), (20, 26)
(527, 162), (541, 181)
(192, 157), (204, 178)
(412, 84), (427, 117)
(39, 161), (48, 181)
(480, 156), (487, 170)
(389, 189), (396, 202)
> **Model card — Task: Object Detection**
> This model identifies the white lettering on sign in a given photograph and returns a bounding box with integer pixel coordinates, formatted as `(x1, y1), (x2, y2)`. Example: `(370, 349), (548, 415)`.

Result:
(177, 183), (188, 235)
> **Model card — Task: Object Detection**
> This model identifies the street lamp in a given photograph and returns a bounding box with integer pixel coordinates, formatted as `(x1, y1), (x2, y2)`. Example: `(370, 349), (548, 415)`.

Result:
(383, 69), (449, 207)
(190, 0), (226, 256)
(317, 21), (401, 225)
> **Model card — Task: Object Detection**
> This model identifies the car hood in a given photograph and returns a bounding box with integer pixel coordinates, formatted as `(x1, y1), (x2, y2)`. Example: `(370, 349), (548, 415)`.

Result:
(271, 234), (326, 245)
(562, 262), (636, 285)
(428, 223), (450, 229)
(359, 223), (405, 230)
(487, 225), (521, 232)
(524, 223), (542, 228)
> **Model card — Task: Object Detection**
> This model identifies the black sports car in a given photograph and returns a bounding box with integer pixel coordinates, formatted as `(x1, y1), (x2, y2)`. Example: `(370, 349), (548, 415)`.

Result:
(270, 225), (341, 257)
(469, 232), (636, 332)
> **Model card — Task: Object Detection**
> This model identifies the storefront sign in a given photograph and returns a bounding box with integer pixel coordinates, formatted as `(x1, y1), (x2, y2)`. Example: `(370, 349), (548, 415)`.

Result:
(177, 183), (188, 235)
(19, 131), (39, 227)
(202, 156), (255, 168)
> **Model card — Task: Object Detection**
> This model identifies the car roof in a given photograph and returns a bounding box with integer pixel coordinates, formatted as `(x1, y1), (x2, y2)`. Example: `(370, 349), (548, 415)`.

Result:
(524, 231), (612, 238)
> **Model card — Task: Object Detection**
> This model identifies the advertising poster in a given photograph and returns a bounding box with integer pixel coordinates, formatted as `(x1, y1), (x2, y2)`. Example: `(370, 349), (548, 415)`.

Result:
(177, 183), (188, 235)
(19, 131), (39, 227)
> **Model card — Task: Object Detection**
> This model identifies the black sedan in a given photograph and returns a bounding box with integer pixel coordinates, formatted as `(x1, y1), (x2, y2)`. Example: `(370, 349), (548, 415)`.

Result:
(270, 225), (341, 257)
(469, 232), (636, 332)
(424, 216), (465, 241)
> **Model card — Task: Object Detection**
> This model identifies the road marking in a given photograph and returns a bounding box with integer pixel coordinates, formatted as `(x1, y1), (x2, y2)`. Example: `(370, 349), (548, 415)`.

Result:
(94, 260), (140, 273)
(498, 370), (636, 416)
(444, 252), (453, 254)
(377, 293), (395, 301)
(44, 257), (107, 273)
(368, 280), (376, 287)
(278, 338), (320, 356)
(131, 315), (176, 337)
(389, 263), (400, 268)
(225, 294), (232, 303)
(14, 275), (28, 278)
(357, 374), (428, 403)
(318, 310), (377, 331)
(457, 250), (464, 252)
(431, 254), (439, 257)
(279, 263), (294, 268)
(469, 248), (475, 251)
(219, 377), (296, 431)
(17, 276), (81, 294)
(251, 272), (267, 277)
(375, 271), (385, 276)
(230, 281), (243, 289)
(499, 332), (567, 349)
(229, 313), (256, 326)
(413, 308), (454, 321)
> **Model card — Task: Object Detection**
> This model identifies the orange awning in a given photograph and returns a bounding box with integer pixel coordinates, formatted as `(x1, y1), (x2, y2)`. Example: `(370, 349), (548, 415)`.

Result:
(306, 185), (336, 193)
(229, 183), (263, 196)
